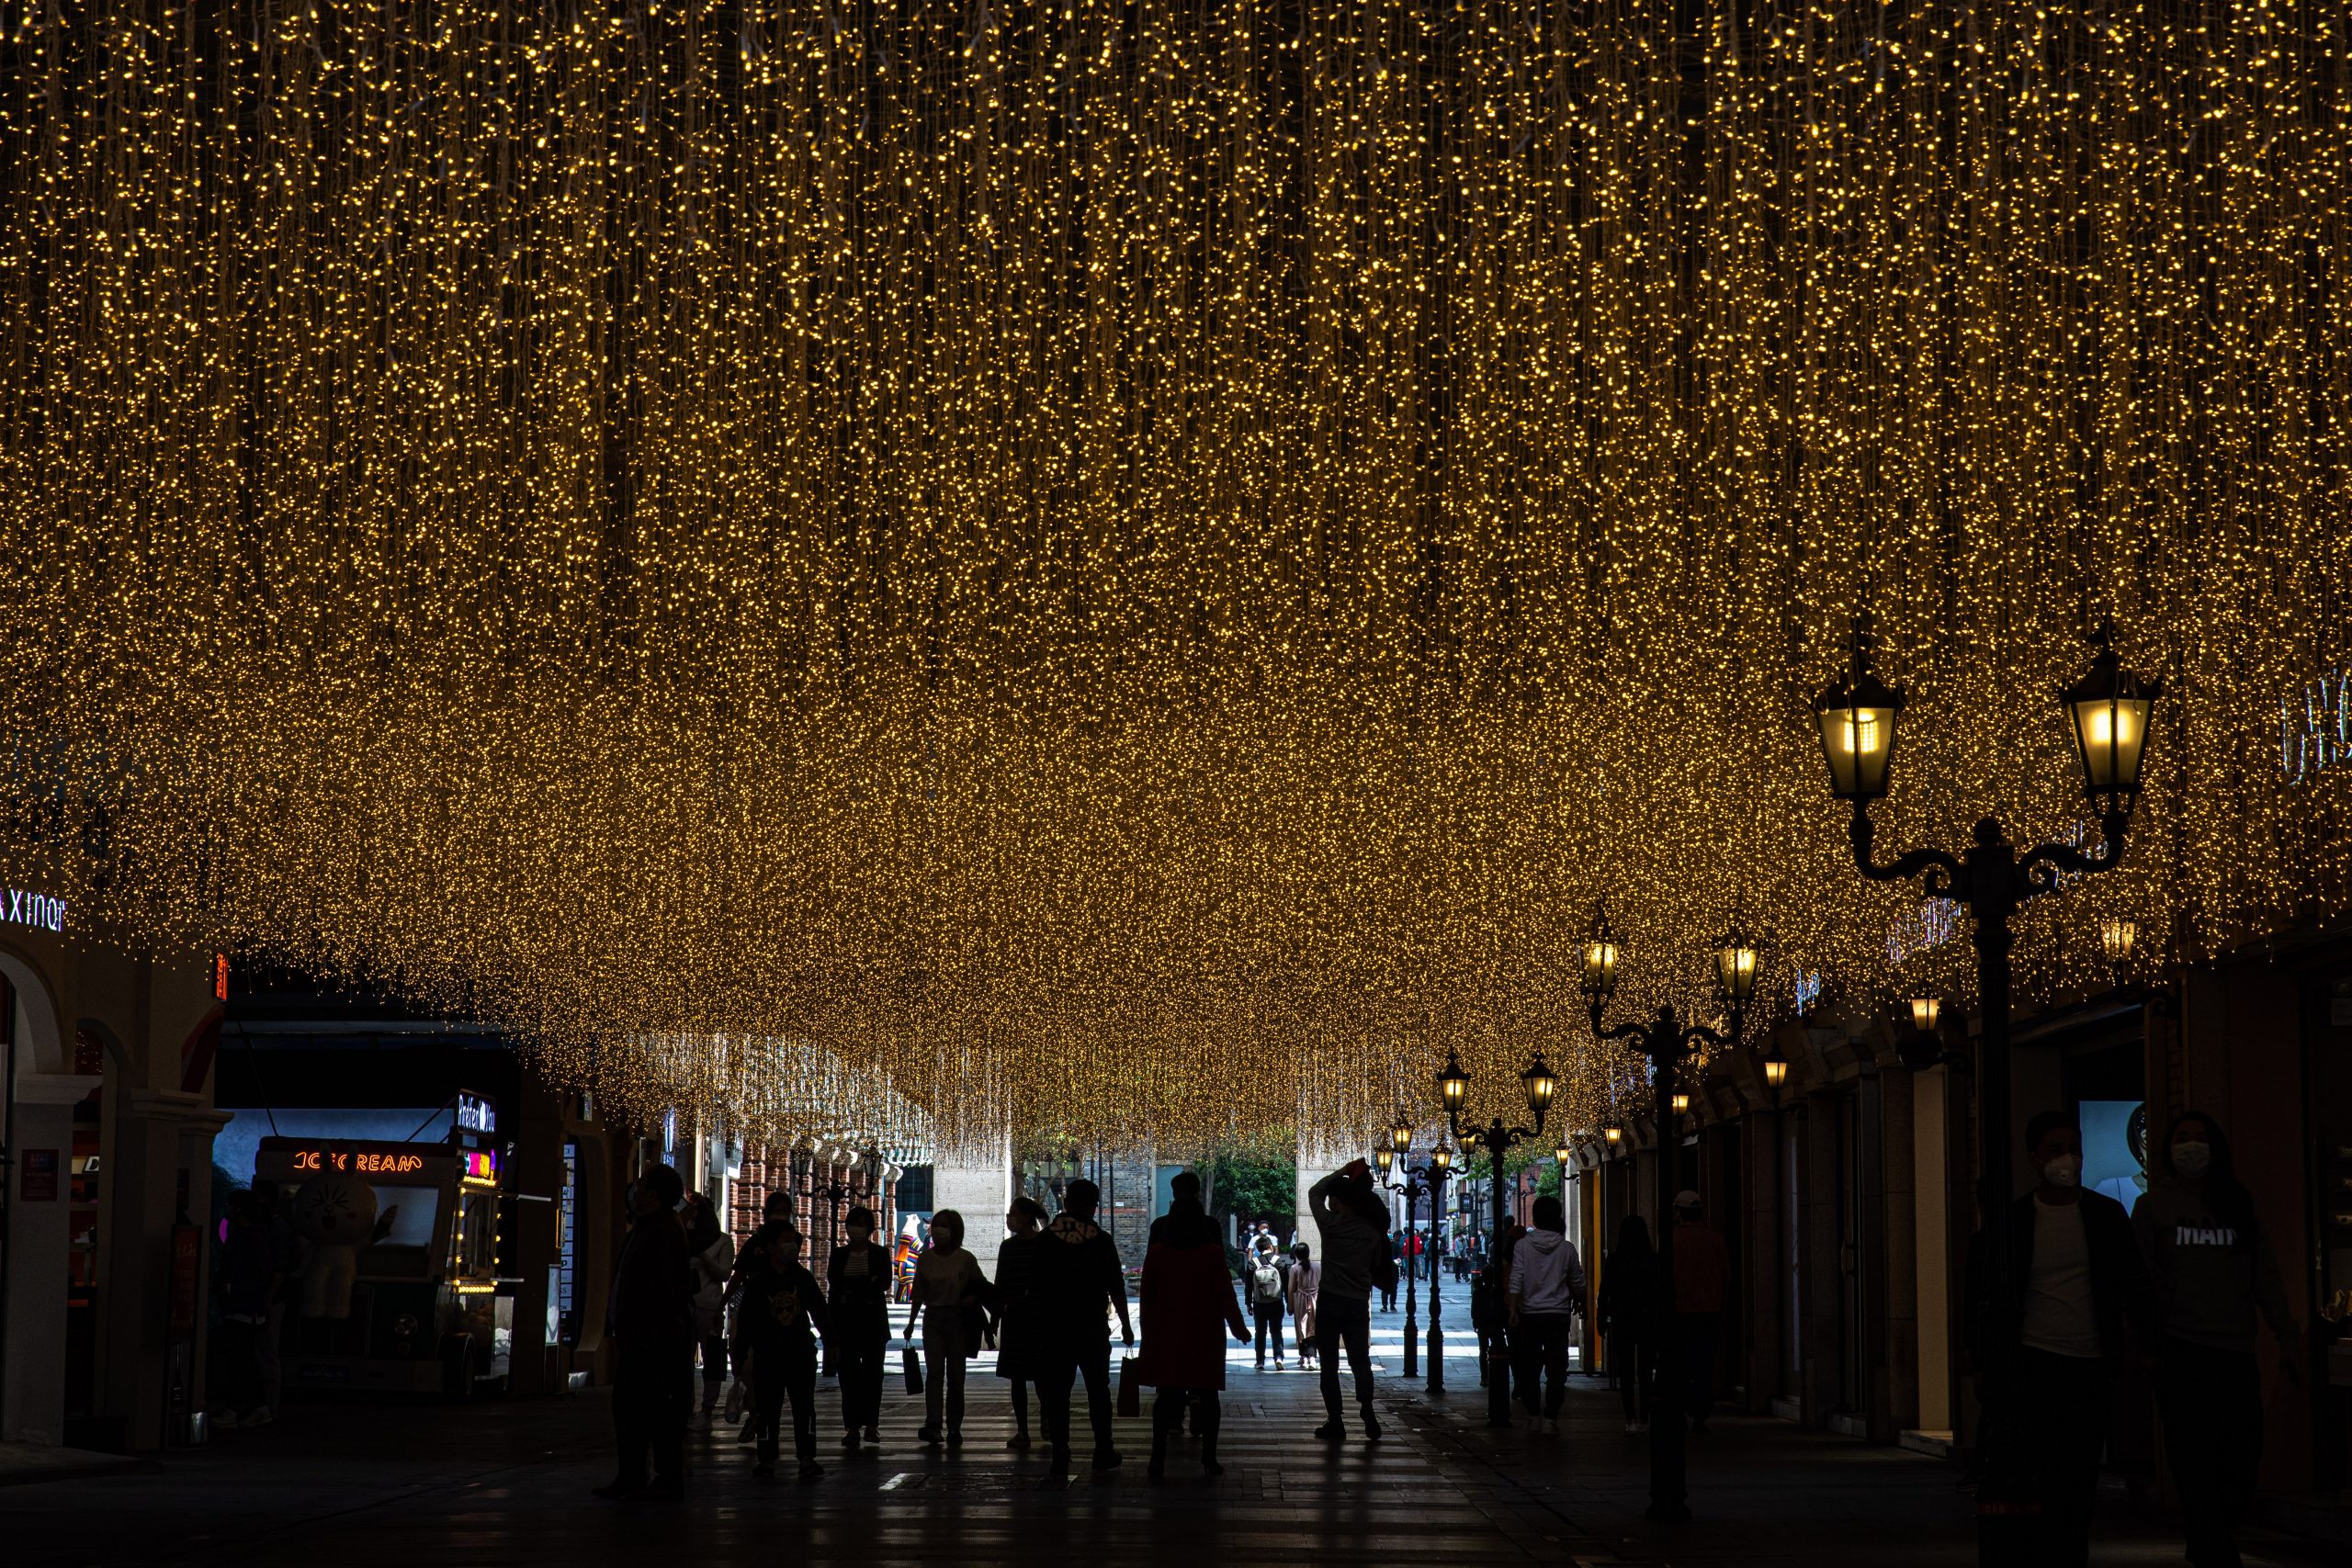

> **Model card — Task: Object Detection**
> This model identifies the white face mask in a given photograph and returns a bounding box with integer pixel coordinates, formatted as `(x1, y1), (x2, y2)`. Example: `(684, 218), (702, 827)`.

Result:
(2171, 1141), (2212, 1178)
(2041, 1153), (2081, 1189)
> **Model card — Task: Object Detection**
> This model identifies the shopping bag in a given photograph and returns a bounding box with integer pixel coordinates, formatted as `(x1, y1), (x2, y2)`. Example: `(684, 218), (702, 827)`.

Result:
(903, 1344), (924, 1394)
(1115, 1355), (1140, 1417)
(721, 1377), (746, 1422)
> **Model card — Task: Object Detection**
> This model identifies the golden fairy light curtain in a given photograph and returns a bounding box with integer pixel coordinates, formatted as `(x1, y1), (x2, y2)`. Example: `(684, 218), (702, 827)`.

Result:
(1, 0), (2347, 1150)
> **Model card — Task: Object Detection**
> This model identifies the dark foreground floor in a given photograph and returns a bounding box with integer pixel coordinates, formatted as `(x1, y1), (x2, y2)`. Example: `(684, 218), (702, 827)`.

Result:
(9, 1357), (2337, 1567)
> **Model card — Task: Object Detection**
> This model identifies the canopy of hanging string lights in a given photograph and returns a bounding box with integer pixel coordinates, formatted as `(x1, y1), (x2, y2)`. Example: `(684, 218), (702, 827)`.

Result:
(1, 0), (2346, 1151)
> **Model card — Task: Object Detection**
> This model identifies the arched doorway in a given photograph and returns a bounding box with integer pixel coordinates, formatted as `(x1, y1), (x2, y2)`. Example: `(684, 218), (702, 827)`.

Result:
(1, 944), (74, 1444)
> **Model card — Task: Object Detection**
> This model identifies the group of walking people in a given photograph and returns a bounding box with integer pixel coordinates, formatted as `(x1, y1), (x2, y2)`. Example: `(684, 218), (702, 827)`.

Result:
(594, 1157), (1419, 1497)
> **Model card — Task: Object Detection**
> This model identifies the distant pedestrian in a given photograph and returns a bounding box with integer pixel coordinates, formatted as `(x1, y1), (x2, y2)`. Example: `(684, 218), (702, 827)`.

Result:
(826, 1204), (892, 1449)
(1033, 1179), (1135, 1472)
(1669, 1191), (1730, 1431)
(1243, 1235), (1289, 1370)
(906, 1209), (986, 1448)
(1306, 1160), (1387, 1440)
(684, 1193), (734, 1432)
(596, 1163), (695, 1502)
(1138, 1172), (1251, 1477)
(1378, 1231), (1401, 1313)
(2133, 1111), (2302, 1568)
(1288, 1242), (1321, 1370)
(1509, 1195), (1587, 1432)
(212, 1190), (275, 1430)
(1472, 1223), (1523, 1410)
(732, 1219), (829, 1478)
(995, 1196), (1049, 1448)
(1966, 1110), (2151, 1568)
(1597, 1214), (1657, 1433)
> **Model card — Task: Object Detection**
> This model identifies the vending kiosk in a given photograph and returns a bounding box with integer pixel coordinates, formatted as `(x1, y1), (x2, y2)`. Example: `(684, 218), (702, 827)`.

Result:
(256, 1118), (512, 1398)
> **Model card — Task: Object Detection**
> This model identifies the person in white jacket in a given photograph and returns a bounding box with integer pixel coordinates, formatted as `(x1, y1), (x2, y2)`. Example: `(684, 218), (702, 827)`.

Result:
(1507, 1195), (1588, 1432)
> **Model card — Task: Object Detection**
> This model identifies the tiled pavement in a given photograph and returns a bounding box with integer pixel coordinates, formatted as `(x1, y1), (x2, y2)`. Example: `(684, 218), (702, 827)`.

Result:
(5, 1284), (2335, 1568)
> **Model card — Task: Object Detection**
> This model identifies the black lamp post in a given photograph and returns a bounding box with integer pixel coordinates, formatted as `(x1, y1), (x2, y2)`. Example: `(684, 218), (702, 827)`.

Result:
(1581, 902), (1758, 1522)
(1436, 1045), (1558, 1427)
(1813, 618), (2159, 1539)
(1374, 1134), (1445, 1385)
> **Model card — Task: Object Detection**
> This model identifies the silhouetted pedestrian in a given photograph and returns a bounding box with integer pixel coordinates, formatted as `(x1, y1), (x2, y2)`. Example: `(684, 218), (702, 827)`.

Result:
(1288, 1242), (1320, 1370)
(684, 1193), (734, 1432)
(1597, 1213), (1657, 1432)
(733, 1219), (828, 1478)
(1967, 1109), (2152, 1567)
(826, 1204), (892, 1449)
(906, 1208), (985, 1447)
(1306, 1160), (1386, 1440)
(596, 1163), (695, 1502)
(1509, 1194), (1586, 1431)
(995, 1196), (1048, 1448)
(2133, 1111), (2302, 1568)
(1243, 1235), (1289, 1369)
(1137, 1172), (1251, 1477)
(1669, 1191), (1730, 1431)
(1033, 1178), (1135, 1472)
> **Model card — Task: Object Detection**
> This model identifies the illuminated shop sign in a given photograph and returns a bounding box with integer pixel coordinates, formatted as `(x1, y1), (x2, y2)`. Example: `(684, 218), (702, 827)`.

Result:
(456, 1090), (496, 1134)
(287, 1148), (430, 1176)
(4, 887), (66, 933)
(458, 1149), (498, 1186)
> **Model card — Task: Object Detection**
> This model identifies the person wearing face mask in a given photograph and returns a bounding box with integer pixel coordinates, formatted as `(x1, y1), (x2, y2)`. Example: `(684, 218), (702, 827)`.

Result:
(2132, 1111), (2302, 1568)
(1965, 1109), (2151, 1567)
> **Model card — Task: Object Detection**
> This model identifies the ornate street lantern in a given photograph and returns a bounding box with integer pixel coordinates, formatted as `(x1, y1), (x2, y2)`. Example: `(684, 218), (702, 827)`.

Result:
(1670, 1090), (1690, 1115)
(1813, 626), (1907, 801)
(1430, 1142), (1453, 1171)
(1391, 1116), (1415, 1154)
(2097, 916), (2138, 965)
(1909, 995), (1942, 1033)
(2062, 626), (2163, 818)
(1521, 1052), (1559, 1115)
(1436, 1050), (1470, 1117)
(1761, 1051), (1790, 1091)
(1374, 1139), (1395, 1174)
(1580, 904), (1622, 1002)
(1714, 921), (1761, 1008)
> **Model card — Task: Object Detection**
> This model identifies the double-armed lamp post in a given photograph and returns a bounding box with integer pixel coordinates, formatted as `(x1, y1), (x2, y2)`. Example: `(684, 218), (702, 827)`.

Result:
(1810, 620), (2159, 1327)
(1374, 1125), (1451, 1391)
(1434, 1046), (1559, 1427)
(1579, 908), (1761, 1522)
(1811, 618), (2159, 1558)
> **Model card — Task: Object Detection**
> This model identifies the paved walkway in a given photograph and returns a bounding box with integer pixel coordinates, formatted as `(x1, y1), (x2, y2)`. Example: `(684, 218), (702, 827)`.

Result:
(4, 1282), (2331, 1568)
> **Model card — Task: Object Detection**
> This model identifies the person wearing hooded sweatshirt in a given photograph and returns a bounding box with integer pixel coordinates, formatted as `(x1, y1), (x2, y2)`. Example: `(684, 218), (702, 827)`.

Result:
(1508, 1194), (1588, 1431)
(1032, 1178), (1136, 1472)
(1306, 1160), (1388, 1441)
(2132, 1111), (2303, 1568)
(684, 1193), (735, 1433)
(1137, 1171), (1251, 1478)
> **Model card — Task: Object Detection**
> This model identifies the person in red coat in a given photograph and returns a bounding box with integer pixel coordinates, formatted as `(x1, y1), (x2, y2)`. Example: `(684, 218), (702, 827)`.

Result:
(1136, 1170), (1250, 1478)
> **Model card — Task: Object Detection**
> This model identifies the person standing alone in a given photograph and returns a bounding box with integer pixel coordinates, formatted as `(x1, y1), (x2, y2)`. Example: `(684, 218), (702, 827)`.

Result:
(2133, 1111), (2302, 1568)
(906, 1209), (986, 1448)
(1244, 1235), (1289, 1370)
(597, 1163), (695, 1502)
(826, 1204), (893, 1450)
(1033, 1179), (1135, 1472)
(1668, 1191), (1730, 1432)
(1967, 1110), (2151, 1567)
(1306, 1159), (1388, 1441)
(1508, 1195), (1587, 1432)
(732, 1219), (829, 1478)
(1137, 1172), (1252, 1477)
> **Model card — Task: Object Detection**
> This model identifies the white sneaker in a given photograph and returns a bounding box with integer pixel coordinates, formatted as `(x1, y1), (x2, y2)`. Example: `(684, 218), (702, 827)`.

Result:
(1623, 1419), (1639, 1434)
(243, 1406), (274, 1429)
(212, 1409), (239, 1432)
